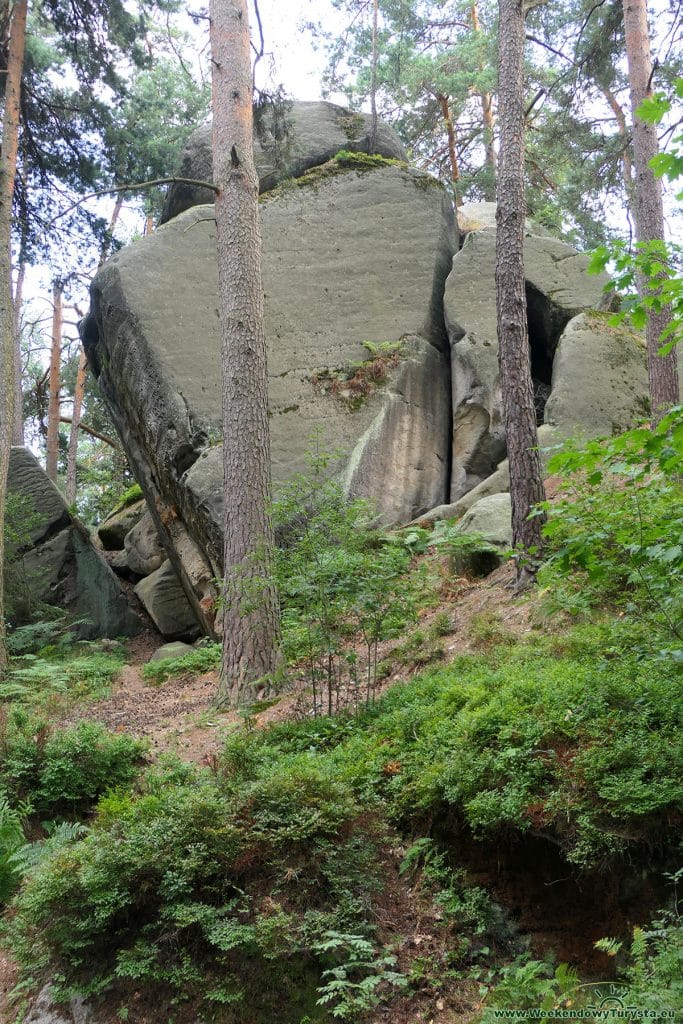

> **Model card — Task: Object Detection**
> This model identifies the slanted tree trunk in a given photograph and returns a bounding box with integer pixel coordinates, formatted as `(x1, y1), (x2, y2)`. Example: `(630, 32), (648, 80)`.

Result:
(45, 282), (63, 483)
(210, 0), (281, 707)
(0, 0), (27, 676)
(496, 0), (546, 587)
(622, 0), (679, 419)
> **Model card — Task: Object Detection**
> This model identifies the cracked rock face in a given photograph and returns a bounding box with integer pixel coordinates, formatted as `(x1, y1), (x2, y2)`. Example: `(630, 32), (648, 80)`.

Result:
(7, 448), (142, 638)
(82, 163), (456, 632)
(444, 227), (618, 501)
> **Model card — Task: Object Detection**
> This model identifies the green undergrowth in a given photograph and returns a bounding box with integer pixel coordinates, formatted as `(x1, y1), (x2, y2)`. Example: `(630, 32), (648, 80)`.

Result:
(0, 713), (146, 819)
(142, 642), (221, 686)
(220, 620), (683, 870)
(0, 643), (125, 715)
(5, 617), (682, 1019)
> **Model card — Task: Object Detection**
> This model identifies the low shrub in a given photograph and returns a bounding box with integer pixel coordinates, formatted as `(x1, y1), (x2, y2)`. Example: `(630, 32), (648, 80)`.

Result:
(7, 757), (390, 1020)
(0, 714), (146, 818)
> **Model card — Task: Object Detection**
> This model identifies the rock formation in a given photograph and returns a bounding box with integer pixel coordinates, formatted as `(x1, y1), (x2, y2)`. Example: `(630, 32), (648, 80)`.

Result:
(80, 101), (657, 638)
(82, 146), (456, 634)
(6, 448), (142, 639)
(160, 99), (409, 222)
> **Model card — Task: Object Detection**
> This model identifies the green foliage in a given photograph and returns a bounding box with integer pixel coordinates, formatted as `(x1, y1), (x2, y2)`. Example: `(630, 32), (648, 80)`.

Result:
(0, 795), (29, 903)
(1, 646), (125, 713)
(6, 757), (386, 1019)
(590, 870), (683, 1014)
(314, 931), (407, 1019)
(142, 643), (221, 686)
(588, 78), (683, 354)
(0, 714), (146, 818)
(482, 958), (581, 1015)
(536, 409), (683, 657)
(220, 622), (683, 869)
(273, 463), (416, 715)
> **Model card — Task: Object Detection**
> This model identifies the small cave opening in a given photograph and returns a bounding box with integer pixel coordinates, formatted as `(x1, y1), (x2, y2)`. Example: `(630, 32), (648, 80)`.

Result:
(525, 283), (572, 426)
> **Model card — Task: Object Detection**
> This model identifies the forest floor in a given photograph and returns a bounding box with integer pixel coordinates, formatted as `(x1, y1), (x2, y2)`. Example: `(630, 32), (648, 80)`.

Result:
(60, 561), (533, 767)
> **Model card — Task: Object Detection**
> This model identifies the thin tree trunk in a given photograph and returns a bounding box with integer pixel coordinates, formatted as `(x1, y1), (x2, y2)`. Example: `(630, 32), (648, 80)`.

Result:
(11, 256), (25, 444)
(210, 0), (281, 707)
(46, 282), (62, 483)
(601, 85), (634, 199)
(496, 0), (546, 587)
(369, 0), (379, 153)
(470, 2), (497, 199)
(65, 346), (87, 504)
(436, 93), (461, 196)
(144, 213), (154, 235)
(0, 0), (27, 675)
(622, 0), (679, 419)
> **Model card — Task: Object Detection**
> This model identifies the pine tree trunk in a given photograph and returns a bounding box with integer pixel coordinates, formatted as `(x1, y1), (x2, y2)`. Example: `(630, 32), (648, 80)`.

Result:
(11, 256), (25, 445)
(210, 0), (281, 707)
(65, 346), (87, 505)
(46, 283), (63, 483)
(496, 0), (546, 587)
(470, 2), (497, 199)
(436, 94), (461, 196)
(0, 0), (27, 675)
(622, 0), (679, 419)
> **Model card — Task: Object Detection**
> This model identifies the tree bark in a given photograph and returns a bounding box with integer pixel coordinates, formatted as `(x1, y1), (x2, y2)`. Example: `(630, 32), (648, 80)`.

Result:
(210, 0), (281, 707)
(0, 0), (27, 675)
(622, 0), (679, 419)
(436, 93), (461, 196)
(45, 282), (62, 483)
(496, 0), (546, 587)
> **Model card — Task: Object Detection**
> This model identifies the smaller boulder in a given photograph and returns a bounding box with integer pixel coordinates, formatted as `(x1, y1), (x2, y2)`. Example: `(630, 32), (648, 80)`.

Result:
(149, 641), (195, 662)
(450, 493), (512, 578)
(97, 498), (146, 550)
(457, 492), (513, 549)
(134, 561), (201, 640)
(124, 512), (166, 576)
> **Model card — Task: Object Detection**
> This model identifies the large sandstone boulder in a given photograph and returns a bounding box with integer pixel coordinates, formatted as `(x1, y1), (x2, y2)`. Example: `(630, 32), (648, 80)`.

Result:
(160, 101), (409, 223)
(6, 448), (141, 639)
(544, 312), (649, 437)
(444, 226), (617, 500)
(82, 159), (456, 633)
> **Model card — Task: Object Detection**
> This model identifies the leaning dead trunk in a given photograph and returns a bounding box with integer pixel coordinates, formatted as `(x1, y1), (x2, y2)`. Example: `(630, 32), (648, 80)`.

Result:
(495, 0), (546, 586)
(210, 0), (281, 707)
